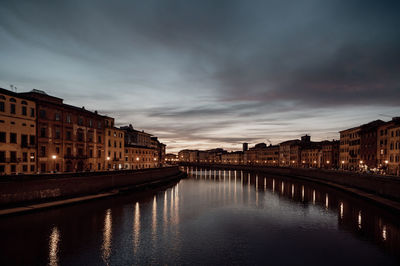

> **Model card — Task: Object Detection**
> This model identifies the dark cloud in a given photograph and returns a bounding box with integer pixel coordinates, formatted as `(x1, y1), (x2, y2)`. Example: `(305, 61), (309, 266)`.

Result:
(0, 0), (399, 152)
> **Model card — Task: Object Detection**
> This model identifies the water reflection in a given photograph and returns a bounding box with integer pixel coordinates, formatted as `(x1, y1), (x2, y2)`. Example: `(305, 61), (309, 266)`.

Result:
(182, 166), (400, 262)
(133, 202), (140, 254)
(48, 226), (60, 266)
(1, 167), (399, 265)
(102, 209), (112, 265)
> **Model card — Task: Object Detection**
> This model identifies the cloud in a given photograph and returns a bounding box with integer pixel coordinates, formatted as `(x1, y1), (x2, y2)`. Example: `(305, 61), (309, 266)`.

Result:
(0, 0), (399, 152)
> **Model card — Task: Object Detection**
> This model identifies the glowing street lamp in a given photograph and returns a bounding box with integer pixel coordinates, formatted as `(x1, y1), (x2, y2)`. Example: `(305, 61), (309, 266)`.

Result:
(52, 155), (57, 173)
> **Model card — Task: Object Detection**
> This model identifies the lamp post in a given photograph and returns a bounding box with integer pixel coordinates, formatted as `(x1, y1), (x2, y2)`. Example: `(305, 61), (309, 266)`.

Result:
(341, 160), (345, 170)
(52, 155), (57, 173)
(385, 160), (389, 174)
(106, 156), (110, 170)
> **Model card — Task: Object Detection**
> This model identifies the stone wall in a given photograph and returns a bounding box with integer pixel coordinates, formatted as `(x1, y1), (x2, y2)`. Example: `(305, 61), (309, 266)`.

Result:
(0, 166), (182, 206)
(182, 163), (400, 201)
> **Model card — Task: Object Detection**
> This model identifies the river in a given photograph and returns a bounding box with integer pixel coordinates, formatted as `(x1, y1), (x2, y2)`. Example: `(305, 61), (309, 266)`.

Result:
(0, 166), (399, 265)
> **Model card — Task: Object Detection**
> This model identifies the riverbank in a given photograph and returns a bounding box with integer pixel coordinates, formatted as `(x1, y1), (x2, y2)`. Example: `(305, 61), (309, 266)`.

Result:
(0, 166), (185, 216)
(181, 163), (400, 213)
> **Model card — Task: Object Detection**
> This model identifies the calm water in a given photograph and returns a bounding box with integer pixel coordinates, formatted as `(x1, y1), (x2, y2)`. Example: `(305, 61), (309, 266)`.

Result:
(0, 166), (399, 265)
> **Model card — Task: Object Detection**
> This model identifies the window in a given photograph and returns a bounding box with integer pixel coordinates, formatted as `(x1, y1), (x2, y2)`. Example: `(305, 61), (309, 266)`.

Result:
(98, 135), (102, 143)
(0, 132), (5, 143)
(66, 114), (71, 123)
(55, 128), (61, 139)
(10, 104), (16, 114)
(108, 130), (111, 136)
(10, 151), (17, 162)
(0, 165), (4, 173)
(108, 140), (111, 147)
(21, 134), (28, 147)
(30, 135), (35, 145)
(22, 152), (28, 162)
(89, 120), (92, 127)
(30, 108), (35, 117)
(22, 165), (28, 172)
(77, 130), (84, 142)
(9, 98), (16, 102)
(0, 151), (5, 162)
(56, 147), (60, 154)
(78, 148), (83, 156)
(98, 121), (102, 129)
(10, 133), (17, 143)
(88, 132), (93, 142)
(40, 127), (46, 138)
(55, 113), (60, 121)
(0, 101), (4, 112)
(98, 150), (101, 158)
(66, 131), (72, 141)
(30, 153), (35, 162)
(30, 165), (35, 172)
(40, 163), (46, 172)
(22, 106), (27, 115)
(66, 147), (72, 156)
(89, 149), (93, 158)
(78, 117), (83, 126)
(39, 109), (46, 118)
(11, 165), (16, 173)
(40, 146), (46, 157)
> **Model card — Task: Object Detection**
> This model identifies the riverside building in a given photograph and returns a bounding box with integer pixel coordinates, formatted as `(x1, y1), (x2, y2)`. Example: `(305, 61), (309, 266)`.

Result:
(20, 89), (107, 173)
(0, 88), (36, 175)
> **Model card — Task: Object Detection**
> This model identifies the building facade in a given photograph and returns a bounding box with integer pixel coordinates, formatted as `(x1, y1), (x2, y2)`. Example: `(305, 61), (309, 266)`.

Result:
(105, 118), (125, 170)
(124, 145), (158, 169)
(0, 88), (37, 175)
(340, 126), (361, 170)
(20, 89), (108, 173)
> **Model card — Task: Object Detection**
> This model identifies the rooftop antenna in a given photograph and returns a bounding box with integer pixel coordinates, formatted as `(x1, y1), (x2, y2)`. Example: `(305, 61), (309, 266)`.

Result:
(10, 85), (14, 92)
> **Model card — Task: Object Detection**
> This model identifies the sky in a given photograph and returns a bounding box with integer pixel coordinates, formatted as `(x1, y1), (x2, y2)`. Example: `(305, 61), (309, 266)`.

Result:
(1, 0), (399, 153)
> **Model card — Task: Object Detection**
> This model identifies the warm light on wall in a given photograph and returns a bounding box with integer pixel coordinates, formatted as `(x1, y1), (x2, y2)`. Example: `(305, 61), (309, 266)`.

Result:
(52, 155), (57, 160)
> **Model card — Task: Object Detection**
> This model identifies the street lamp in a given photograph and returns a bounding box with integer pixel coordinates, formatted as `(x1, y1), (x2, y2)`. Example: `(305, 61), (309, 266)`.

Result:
(52, 155), (57, 173)
(106, 156), (110, 170)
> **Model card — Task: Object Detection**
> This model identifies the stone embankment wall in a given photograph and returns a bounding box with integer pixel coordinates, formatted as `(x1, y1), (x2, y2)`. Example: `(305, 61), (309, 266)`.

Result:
(0, 166), (182, 206)
(181, 163), (400, 201)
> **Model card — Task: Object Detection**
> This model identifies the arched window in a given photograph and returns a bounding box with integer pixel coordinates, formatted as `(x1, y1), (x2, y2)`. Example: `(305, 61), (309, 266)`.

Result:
(21, 100), (27, 105)
(0, 95), (5, 100)
(9, 98), (16, 102)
